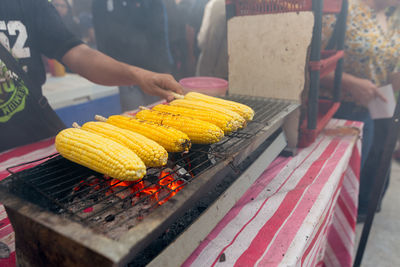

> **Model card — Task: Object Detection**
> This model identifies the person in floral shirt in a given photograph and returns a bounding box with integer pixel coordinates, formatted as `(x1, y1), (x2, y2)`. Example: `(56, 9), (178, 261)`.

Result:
(320, 0), (400, 221)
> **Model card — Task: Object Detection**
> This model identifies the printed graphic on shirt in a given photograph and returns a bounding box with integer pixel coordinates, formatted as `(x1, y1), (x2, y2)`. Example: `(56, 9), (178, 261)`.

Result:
(0, 20), (31, 123)
(0, 63), (29, 122)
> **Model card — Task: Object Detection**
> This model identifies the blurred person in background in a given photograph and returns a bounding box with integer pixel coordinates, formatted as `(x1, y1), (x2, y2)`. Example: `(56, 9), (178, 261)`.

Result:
(179, 0), (210, 76)
(162, 0), (190, 79)
(320, 0), (400, 222)
(390, 8), (400, 160)
(0, 0), (182, 152)
(79, 12), (96, 49)
(92, 0), (174, 112)
(196, 0), (228, 80)
(52, 0), (82, 39)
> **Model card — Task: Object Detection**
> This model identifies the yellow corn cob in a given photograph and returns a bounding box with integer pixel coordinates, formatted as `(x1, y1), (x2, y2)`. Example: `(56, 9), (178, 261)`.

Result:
(184, 92), (255, 121)
(136, 109), (224, 144)
(78, 121), (168, 167)
(169, 99), (246, 130)
(55, 128), (146, 181)
(152, 104), (235, 134)
(95, 115), (191, 153)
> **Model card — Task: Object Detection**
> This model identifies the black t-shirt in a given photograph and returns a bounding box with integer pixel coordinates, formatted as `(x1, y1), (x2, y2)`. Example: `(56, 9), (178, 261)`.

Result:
(92, 0), (172, 73)
(0, 0), (82, 152)
(0, 0), (82, 89)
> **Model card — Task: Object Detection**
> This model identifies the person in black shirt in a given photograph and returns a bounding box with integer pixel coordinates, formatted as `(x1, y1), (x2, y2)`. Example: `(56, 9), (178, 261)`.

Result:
(92, 0), (174, 112)
(52, 0), (82, 39)
(0, 0), (183, 152)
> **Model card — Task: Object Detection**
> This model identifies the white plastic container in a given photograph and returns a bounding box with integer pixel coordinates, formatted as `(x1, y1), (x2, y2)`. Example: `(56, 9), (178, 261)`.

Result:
(42, 74), (120, 126)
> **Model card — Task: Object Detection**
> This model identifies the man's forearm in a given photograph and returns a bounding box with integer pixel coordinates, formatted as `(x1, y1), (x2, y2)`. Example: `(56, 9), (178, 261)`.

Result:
(61, 44), (183, 101)
(62, 44), (143, 86)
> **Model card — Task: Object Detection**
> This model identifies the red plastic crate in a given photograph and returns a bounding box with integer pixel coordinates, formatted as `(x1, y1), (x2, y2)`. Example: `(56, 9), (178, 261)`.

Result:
(309, 50), (344, 78)
(298, 99), (340, 147)
(323, 0), (342, 13)
(228, 0), (312, 15)
(228, 0), (342, 15)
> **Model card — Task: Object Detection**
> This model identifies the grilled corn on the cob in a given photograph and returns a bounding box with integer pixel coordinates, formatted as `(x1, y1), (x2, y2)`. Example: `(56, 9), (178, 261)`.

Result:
(184, 92), (254, 121)
(55, 128), (146, 181)
(170, 99), (246, 130)
(152, 104), (235, 134)
(136, 109), (224, 144)
(78, 121), (168, 167)
(96, 115), (191, 153)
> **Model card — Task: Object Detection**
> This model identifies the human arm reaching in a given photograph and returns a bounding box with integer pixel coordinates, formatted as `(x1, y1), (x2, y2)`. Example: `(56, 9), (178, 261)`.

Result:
(62, 44), (183, 102)
(320, 72), (387, 107)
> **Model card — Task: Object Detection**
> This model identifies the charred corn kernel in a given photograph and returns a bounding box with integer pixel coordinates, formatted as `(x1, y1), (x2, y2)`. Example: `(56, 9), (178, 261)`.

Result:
(184, 92), (255, 121)
(170, 99), (246, 130)
(136, 109), (224, 144)
(55, 128), (146, 181)
(96, 115), (191, 153)
(80, 121), (168, 167)
(152, 104), (235, 134)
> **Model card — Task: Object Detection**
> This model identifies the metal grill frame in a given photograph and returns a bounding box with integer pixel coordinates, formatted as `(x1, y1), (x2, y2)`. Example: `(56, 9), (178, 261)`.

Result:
(5, 149), (215, 231)
(0, 95), (299, 266)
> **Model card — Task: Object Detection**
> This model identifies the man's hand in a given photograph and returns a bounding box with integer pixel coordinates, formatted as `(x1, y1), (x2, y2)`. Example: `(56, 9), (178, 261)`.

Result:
(345, 76), (387, 107)
(134, 69), (183, 102)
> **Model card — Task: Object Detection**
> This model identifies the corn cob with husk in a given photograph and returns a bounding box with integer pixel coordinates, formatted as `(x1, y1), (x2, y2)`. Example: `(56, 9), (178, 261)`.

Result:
(169, 99), (246, 130)
(95, 115), (191, 153)
(152, 104), (236, 134)
(74, 121), (168, 167)
(136, 109), (224, 144)
(183, 92), (254, 121)
(55, 128), (146, 181)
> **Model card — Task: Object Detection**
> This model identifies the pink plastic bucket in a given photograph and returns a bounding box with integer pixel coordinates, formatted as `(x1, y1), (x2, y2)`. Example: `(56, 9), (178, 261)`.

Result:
(179, 77), (228, 96)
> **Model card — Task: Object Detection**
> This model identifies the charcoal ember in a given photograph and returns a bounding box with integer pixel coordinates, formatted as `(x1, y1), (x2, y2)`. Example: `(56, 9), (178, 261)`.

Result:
(0, 242), (10, 259)
(91, 216), (102, 222)
(114, 188), (132, 199)
(122, 199), (132, 209)
(89, 195), (99, 202)
(105, 214), (115, 222)
(145, 175), (160, 184)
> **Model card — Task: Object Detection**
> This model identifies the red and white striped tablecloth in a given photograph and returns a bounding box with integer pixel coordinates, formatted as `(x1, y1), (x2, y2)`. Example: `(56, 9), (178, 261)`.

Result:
(0, 119), (361, 267)
(0, 138), (57, 267)
(183, 119), (361, 267)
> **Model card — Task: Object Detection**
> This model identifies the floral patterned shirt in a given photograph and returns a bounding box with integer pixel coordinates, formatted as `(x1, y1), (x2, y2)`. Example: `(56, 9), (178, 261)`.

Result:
(321, 0), (400, 102)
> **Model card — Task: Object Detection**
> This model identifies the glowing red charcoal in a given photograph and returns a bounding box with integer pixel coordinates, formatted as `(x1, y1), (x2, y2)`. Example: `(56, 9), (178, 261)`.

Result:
(105, 179), (146, 199)
(141, 185), (160, 201)
(157, 171), (185, 205)
(74, 170), (186, 207)
(159, 171), (175, 186)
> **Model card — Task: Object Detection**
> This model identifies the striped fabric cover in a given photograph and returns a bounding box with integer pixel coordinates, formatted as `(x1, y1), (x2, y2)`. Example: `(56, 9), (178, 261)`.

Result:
(0, 137), (56, 267)
(183, 119), (361, 267)
(0, 119), (361, 267)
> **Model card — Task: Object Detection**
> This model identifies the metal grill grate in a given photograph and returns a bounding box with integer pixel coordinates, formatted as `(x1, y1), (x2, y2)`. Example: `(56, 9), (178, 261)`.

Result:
(4, 95), (295, 238)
